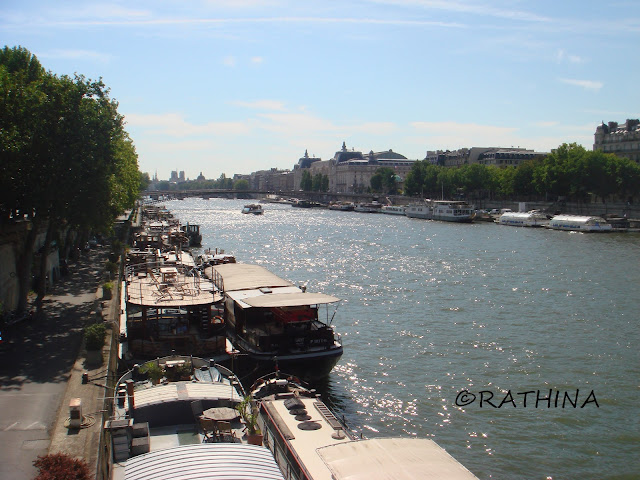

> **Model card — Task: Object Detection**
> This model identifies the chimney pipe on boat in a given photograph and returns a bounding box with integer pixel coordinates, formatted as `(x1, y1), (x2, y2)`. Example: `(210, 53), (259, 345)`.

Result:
(126, 379), (135, 412)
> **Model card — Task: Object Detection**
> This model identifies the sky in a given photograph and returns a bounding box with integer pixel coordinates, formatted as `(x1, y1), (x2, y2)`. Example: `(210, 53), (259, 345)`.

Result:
(2, 1), (639, 181)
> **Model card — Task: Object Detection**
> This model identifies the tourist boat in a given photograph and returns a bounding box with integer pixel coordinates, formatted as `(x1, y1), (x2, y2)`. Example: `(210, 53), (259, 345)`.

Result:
(381, 205), (406, 215)
(250, 373), (479, 480)
(205, 263), (343, 379)
(328, 201), (355, 211)
(405, 200), (475, 222)
(122, 250), (228, 361)
(106, 355), (285, 480)
(498, 210), (549, 227)
(291, 199), (313, 208)
(548, 214), (612, 232)
(242, 204), (264, 215)
(354, 201), (383, 213)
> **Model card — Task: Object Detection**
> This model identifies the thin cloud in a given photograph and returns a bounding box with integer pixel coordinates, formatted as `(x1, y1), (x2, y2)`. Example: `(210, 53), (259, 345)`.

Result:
(124, 112), (249, 137)
(556, 49), (585, 64)
(233, 100), (286, 110)
(559, 78), (603, 91)
(369, 0), (551, 23)
(222, 56), (237, 67)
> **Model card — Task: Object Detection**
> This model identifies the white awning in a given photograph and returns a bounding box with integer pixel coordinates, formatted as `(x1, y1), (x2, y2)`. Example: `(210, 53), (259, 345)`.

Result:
(316, 438), (478, 480)
(125, 443), (285, 480)
(242, 292), (340, 308)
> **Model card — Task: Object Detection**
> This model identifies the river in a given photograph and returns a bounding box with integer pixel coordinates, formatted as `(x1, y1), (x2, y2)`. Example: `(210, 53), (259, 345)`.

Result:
(163, 197), (639, 480)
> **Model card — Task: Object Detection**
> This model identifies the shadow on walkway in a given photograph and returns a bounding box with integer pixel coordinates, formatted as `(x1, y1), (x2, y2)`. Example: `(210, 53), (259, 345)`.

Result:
(0, 247), (109, 388)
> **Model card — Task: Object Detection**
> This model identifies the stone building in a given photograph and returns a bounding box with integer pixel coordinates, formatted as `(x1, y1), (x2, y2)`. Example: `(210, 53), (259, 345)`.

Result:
(329, 142), (416, 193)
(594, 119), (640, 163)
(426, 147), (545, 167)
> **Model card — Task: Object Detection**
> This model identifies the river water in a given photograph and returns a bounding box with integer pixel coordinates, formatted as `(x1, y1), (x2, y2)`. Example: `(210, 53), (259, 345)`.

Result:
(164, 197), (639, 479)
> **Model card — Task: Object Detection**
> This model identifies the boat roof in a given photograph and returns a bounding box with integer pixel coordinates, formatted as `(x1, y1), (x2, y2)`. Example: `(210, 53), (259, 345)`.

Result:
(317, 438), (478, 480)
(209, 264), (294, 291)
(243, 292), (340, 308)
(123, 443), (285, 480)
(126, 270), (221, 307)
(132, 382), (243, 409)
(551, 214), (606, 221)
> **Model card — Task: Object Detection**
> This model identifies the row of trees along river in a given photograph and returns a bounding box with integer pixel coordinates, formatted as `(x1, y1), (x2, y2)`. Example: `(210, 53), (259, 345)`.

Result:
(0, 46), (145, 314)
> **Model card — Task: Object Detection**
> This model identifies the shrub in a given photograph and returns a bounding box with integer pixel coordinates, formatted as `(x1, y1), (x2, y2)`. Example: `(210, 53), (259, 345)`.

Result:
(84, 323), (106, 351)
(33, 453), (91, 480)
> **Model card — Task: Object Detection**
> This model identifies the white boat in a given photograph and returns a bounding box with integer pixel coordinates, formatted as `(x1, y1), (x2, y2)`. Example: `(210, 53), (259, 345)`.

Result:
(498, 210), (549, 227)
(242, 204), (264, 214)
(354, 201), (382, 213)
(251, 374), (478, 480)
(205, 263), (343, 379)
(548, 214), (612, 232)
(381, 205), (406, 215)
(107, 356), (285, 480)
(405, 200), (475, 222)
(328, 201), (355, 211)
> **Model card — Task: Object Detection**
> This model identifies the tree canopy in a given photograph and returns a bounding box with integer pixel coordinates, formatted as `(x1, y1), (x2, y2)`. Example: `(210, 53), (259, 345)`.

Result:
(1, 45), (142, 312)
(403, 143), (640, 202)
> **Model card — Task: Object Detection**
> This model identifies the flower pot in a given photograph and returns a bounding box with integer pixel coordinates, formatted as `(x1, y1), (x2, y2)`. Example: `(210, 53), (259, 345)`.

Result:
(247, 433), (263, 446)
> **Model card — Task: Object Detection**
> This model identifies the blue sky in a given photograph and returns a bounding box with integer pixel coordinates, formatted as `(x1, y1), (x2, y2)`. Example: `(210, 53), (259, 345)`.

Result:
(2, 1), (639, 180)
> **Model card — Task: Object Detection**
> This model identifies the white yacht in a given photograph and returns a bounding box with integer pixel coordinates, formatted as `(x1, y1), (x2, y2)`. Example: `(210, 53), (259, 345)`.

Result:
(498, 210), (549, 227)
(548, 214), (612, 232)
(405, 200), (475, 223)
(381, 205), (406, 215)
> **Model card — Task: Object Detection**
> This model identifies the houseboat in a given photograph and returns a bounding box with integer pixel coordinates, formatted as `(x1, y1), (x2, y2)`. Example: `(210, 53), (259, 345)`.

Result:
(196, 248), (237, 267)
(122, 250), (228, 361)
(354, 201), (383, 213)
(405, 200), (475, 222)
(106, 355), (285, 480)
(381, 205), (406, 215)
(242, 204), (264, 215)
(205, 263), (343, 379)
(250, 373), (479, 480)
(498, 211), (549, 227)
(548, 214), (612, 232)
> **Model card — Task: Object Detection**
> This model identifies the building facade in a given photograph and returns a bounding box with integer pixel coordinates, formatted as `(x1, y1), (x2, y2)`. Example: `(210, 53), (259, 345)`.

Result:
(426, 147), (545, 168)
(594, 119), (640, 163)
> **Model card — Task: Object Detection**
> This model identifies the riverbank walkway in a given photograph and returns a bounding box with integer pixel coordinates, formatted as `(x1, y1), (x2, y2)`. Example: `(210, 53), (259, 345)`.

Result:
(0, 245), (117, 480)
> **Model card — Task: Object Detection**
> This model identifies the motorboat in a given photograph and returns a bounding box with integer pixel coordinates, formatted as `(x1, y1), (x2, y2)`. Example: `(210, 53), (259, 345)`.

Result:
(548, 214), (612, 232)
(106, 355), (285, 480)
(242, 204), (264, 215)
(381, 205), (406, 215)
(250, 373), (479, 480)
(354, 201), (382, 213)
(205, 263), (343, 380)
(498, 210), (549, 227)
(405, 200), (475, 222)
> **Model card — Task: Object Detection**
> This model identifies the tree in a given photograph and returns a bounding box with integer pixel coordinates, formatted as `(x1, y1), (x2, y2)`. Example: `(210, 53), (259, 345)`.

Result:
(233, 179), (249, 190)
(1, 46), (141, 313)
(300, 170), (312, 191)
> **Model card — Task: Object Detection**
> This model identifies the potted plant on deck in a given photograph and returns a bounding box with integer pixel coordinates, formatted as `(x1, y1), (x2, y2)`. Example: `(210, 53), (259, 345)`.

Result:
(236, 395), (263, 445)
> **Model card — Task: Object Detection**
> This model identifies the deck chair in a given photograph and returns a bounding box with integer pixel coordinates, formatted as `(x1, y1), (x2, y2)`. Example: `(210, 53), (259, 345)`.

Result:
(199, 417), (218, 443)
(216, 421), (237, 442)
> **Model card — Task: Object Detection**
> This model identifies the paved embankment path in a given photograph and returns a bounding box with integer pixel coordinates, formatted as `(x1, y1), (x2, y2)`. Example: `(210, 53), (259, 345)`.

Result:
(0, 247), (107, 480)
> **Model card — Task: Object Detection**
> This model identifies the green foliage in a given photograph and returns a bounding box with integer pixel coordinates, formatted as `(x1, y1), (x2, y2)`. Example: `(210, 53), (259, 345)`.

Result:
(236, 395), (261, 435)
(370, 167), (400, 194)
(300, 170), (312, 191)
(233, 179), (249, 190)
(84, 323), (106, 351)
(402, 144), (640, 202)
(1, 45), (143, 311)
(140, 361), (164, 382)
(33, 453), (91, 480)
